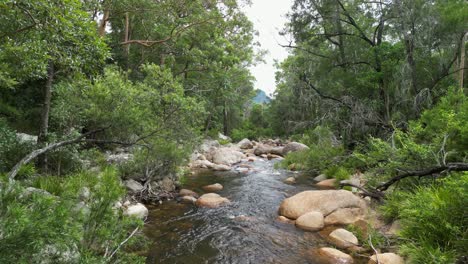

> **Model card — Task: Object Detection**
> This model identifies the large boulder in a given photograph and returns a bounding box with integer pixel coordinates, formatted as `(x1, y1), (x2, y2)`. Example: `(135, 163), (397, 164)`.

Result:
(324, 208), (364, 226)
(199, 139), (220, 153)
(368, 253), (404, 264)
(238, 138), (253, 149)
(308, 247), (354, 264)
(295, 211), (324, 231)
(254, 144), (284, 156)
(124, 203), (148, 219)
(282, 142), (309, 155)
(211, 147), (245, 165)
(278, 190), (365, 219)
(328, 228), (359, 248)
(196, 193), (230, 208)
(202, 183), (223, 192)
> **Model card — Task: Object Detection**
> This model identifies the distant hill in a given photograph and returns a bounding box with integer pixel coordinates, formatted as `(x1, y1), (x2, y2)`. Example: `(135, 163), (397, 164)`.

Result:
(252, 89), (271, 104)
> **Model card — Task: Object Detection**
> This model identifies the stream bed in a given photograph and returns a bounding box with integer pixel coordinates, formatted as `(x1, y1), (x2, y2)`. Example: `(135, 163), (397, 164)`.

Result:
(144, 159), (366, 264)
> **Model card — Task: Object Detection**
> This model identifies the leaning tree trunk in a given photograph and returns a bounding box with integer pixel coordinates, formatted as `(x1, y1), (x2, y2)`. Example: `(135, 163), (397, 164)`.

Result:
(37, 61), (55, 172)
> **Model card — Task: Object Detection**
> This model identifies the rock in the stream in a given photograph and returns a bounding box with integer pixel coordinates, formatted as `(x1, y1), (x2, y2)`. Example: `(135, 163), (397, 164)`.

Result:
(248, 157), (257, 162)
(190, 159), (214, 169)
(180, 196), (197, 204)
(368, 253), (404, 264)
(236, 167), (250, 173)
(295, 211), (324, 231)
(211, 147), (245, 165)
(196, 193), (230, 208)
(308, 247), (354, 264)
(282, 142), (309, 155)
(124, 179), (144, 193)
(254, 144), (284, 156)
(277, 215), (295, 224)
(212, 164), (232, 171)
(124, 203), (148, 219)
(278, 190), (366, 219)
(284, 177), (296, 184)
(202, 183), (223, 192)
(314, 174), (328, 181)
(238, 138), (253, 149)
(324, 208), (364, 226)
(316, 178), (337, 188)
(179, 189), (198, 198)
(328, 228), (359, 248)
(267, 153), (283, 160)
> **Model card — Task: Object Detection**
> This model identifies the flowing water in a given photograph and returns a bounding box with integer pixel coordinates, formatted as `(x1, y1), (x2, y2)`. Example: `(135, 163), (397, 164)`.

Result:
(144, 159), (365, 264)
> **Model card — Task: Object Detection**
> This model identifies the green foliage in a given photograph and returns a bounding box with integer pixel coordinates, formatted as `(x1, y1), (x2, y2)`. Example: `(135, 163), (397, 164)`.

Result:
(323, 166), (350, 182)
(231, 104), (274, 141)
(381, 174), (468, 263)
(0, 119), (34, 174)
(280, 126), (346, 173)
(347, 223), (387, 251)
(0, 167), (146, 263)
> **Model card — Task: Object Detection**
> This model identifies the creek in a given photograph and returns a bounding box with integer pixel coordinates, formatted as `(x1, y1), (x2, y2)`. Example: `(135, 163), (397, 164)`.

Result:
(144, 158), (366, 264)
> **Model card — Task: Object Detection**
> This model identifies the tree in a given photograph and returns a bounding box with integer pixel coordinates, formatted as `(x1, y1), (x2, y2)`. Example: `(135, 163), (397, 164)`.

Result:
(0, 0), (108, 170)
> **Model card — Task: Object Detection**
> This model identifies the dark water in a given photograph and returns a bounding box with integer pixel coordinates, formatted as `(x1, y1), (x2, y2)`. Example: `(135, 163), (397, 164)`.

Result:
(144, 159), (362, 264)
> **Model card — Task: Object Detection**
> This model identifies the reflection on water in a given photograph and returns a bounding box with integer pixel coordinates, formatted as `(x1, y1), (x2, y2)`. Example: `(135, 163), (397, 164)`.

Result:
(144, 159), (364, 264)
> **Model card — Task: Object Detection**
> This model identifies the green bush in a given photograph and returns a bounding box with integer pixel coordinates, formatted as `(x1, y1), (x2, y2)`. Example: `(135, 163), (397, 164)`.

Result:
(0, 119), (34, 175)
(0, 167), (146, 263)
(280, 126), (346, 173)
(381, 173), (468, 263)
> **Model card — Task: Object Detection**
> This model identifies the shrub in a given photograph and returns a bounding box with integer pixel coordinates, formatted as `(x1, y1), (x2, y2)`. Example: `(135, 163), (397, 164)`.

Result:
(0, 119), (34, 175)
(280, 126), (346, 173)
(381, 173), (468, 263)
(0, 167), (146, 263)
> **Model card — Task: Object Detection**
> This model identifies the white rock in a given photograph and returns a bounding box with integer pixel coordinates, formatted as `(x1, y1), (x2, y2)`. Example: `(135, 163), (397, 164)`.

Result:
(211, 147), (246, 165)
(124, 203), (148, 219)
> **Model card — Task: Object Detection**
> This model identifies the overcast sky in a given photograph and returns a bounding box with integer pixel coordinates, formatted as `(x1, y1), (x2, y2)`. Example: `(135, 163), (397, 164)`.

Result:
(242, 0), (294, 96)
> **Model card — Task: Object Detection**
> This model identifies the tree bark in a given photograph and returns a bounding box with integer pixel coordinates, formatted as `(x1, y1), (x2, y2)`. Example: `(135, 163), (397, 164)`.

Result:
(98, 9), (110, 37)
(37, 61), (54, 172)
(460, 32), (467, 90)
(223, 101), (228, 136)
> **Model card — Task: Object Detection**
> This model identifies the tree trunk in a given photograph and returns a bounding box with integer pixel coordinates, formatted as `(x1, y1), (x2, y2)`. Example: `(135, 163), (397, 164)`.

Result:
(460, 32), (467, 90)
(124, 12), (131, 70)
(404, 27), (417, 95)
(98, 9), (110, 37)
(37, 61), (55, 172)
(374, 16), (389, 124)
(223, 102), (228, 136)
